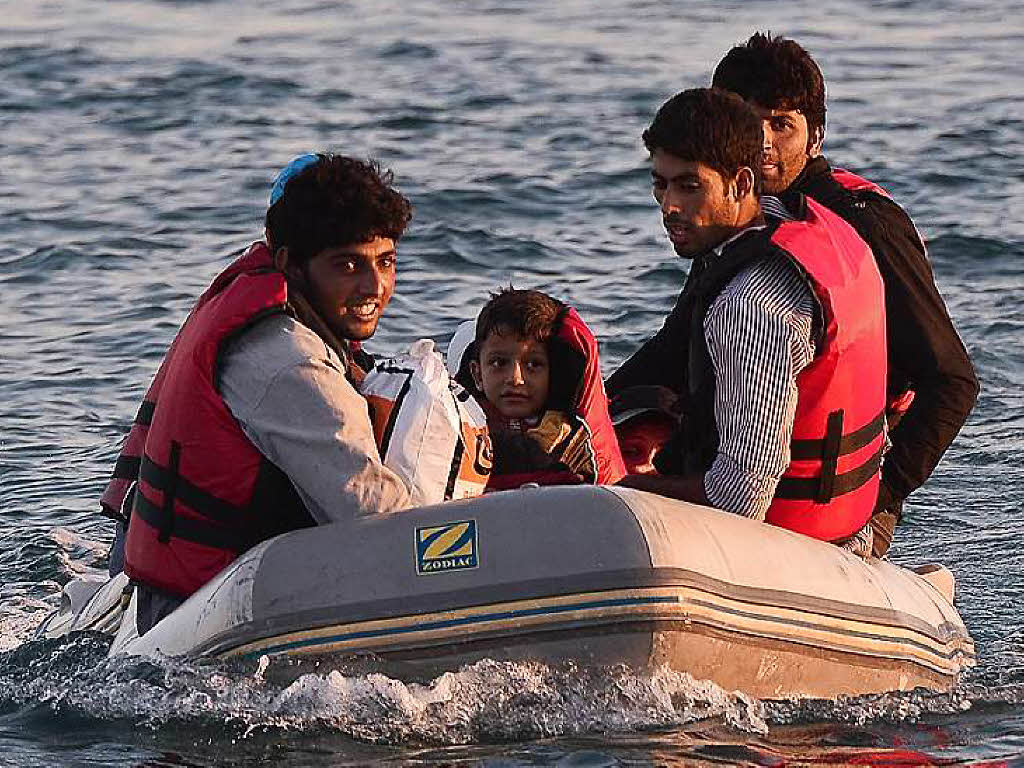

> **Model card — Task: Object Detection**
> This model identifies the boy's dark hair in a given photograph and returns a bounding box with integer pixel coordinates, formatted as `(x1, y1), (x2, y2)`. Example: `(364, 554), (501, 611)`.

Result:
(712, 31), (827, 141)
(265, 154), (412, 266)
(474, 287), (564, 349)
(642, 88), (763, 193)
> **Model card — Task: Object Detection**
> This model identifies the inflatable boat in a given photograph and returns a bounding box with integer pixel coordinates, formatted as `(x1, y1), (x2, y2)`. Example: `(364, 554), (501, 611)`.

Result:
(39, 486), (975, 700)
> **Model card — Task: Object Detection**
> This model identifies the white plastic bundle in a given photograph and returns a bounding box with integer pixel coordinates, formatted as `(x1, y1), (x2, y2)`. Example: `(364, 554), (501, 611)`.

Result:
(360, 339), (491, 506)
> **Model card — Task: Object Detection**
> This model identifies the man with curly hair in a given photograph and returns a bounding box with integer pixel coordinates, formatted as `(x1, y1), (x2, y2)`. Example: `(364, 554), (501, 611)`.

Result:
(711, 33), (979, 556)
(102, 154), (412, 631)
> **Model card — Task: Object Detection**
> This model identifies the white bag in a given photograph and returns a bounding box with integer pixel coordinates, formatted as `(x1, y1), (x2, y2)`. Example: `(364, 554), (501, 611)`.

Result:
(360, 339), (491, 506)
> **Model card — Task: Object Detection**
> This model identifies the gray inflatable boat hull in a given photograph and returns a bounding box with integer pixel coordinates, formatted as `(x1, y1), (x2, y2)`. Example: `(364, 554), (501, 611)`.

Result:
(98, 487), (974, 699)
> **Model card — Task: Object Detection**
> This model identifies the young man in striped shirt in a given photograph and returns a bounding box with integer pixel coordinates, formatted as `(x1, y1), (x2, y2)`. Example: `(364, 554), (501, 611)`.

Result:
(608, 88), (887, 556)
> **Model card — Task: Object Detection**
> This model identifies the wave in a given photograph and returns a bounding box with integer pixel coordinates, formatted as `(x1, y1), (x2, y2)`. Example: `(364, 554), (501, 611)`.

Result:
(0, 623), (1008, 749)
(0, 635), (768, 744)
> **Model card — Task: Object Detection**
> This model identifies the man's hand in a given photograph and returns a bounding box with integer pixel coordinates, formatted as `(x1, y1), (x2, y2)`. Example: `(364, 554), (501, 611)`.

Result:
(616, 472), (710, 506)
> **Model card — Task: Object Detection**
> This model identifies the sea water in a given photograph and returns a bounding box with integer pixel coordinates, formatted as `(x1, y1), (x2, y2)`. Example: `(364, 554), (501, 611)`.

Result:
(1, 1), (1022, 764)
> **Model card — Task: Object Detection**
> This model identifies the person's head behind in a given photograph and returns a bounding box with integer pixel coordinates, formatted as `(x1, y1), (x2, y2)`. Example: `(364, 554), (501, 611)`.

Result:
(643, 88), (763, 259)
(712, 32), (826, 194)
(470, 288), (563, 420)
(610, 385), (680, 475)
(265, 153), (412, 341)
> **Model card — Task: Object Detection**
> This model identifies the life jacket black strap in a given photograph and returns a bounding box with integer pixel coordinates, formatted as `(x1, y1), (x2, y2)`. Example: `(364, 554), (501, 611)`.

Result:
(111, 455), (141, 481)
(157, 441), (181, 543)
(140, 453), (245, 525)
(107, 401), (158, 482)
(133, 490), (245, 552)
(376, 366), (415, 456)
(789, 410), (885, 461)
(818, 410), (842, 502)
(774, 445), (884, 502)
(135, 400), (156, 427)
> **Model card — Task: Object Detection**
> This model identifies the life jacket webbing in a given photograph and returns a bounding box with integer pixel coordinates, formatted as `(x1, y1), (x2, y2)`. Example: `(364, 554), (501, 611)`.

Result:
(157, 441), (181, 544)
(136, 400), (156, 427)
(112, 455), (141, 482)
(775, 446), (884, 502)
(107, 401), (158, 484)
(789, 409), (885, 461)
(132, 492), (246, 552)
(140, 454), (244, 524)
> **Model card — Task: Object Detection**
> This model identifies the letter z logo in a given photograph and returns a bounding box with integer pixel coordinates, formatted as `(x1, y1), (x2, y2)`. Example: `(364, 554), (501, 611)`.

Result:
(415, 520), (479, 575)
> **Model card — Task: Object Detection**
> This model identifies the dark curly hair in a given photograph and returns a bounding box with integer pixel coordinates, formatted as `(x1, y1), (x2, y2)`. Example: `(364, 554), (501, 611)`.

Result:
(474, 287), (564, 349)
(264, 154), (412, 266)
(642, 88), (763, 193)
(712, 31), (827, 140)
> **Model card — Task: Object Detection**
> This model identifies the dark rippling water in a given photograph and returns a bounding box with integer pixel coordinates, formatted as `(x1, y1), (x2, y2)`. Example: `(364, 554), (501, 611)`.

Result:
(1, 1), (1021, 765)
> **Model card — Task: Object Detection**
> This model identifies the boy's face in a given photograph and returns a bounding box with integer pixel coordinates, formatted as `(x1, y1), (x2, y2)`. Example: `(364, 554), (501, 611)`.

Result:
(471, 331), (550, 420)
(615, 415), (676, 475)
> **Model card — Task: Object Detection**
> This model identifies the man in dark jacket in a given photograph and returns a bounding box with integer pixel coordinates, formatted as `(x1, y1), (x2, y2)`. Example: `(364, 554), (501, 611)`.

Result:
(708, 32), (979, 555)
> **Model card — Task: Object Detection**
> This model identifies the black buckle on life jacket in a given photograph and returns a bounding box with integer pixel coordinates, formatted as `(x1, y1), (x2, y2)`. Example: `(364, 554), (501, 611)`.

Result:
(775, 446), (884, 501)
(157, 441), (181, 544)
(132, 491), (246, 552)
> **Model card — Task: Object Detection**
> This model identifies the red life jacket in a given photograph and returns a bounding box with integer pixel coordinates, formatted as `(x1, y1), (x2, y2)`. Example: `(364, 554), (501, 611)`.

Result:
(115, 242), (315, 598)
(830, 168), (890, 199)
(764, 198), (887, 541)
(554, 308), (627, 485)
(486, 307), (626, 490)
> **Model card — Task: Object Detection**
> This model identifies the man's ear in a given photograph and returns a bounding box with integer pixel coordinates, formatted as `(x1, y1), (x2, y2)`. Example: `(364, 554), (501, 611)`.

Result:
(733, 167), (756, 200)
(470, 360), (484, 392)
(808, 125), (825, 157)
(272, 245), (289, 272)
(273, 246), (303, 283)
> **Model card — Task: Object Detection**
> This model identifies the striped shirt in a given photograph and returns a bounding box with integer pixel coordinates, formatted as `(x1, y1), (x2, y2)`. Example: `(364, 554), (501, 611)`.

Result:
(702, 197), (819, 520)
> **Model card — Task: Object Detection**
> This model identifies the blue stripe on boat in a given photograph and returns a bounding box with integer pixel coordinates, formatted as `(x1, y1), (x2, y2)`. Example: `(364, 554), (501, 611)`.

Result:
(235, 594), (680, 659)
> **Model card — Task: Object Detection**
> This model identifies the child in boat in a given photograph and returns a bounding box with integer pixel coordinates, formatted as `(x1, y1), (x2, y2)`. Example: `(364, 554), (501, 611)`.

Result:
(609, 385), (682, 475)
(449, 287), (625, 491)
